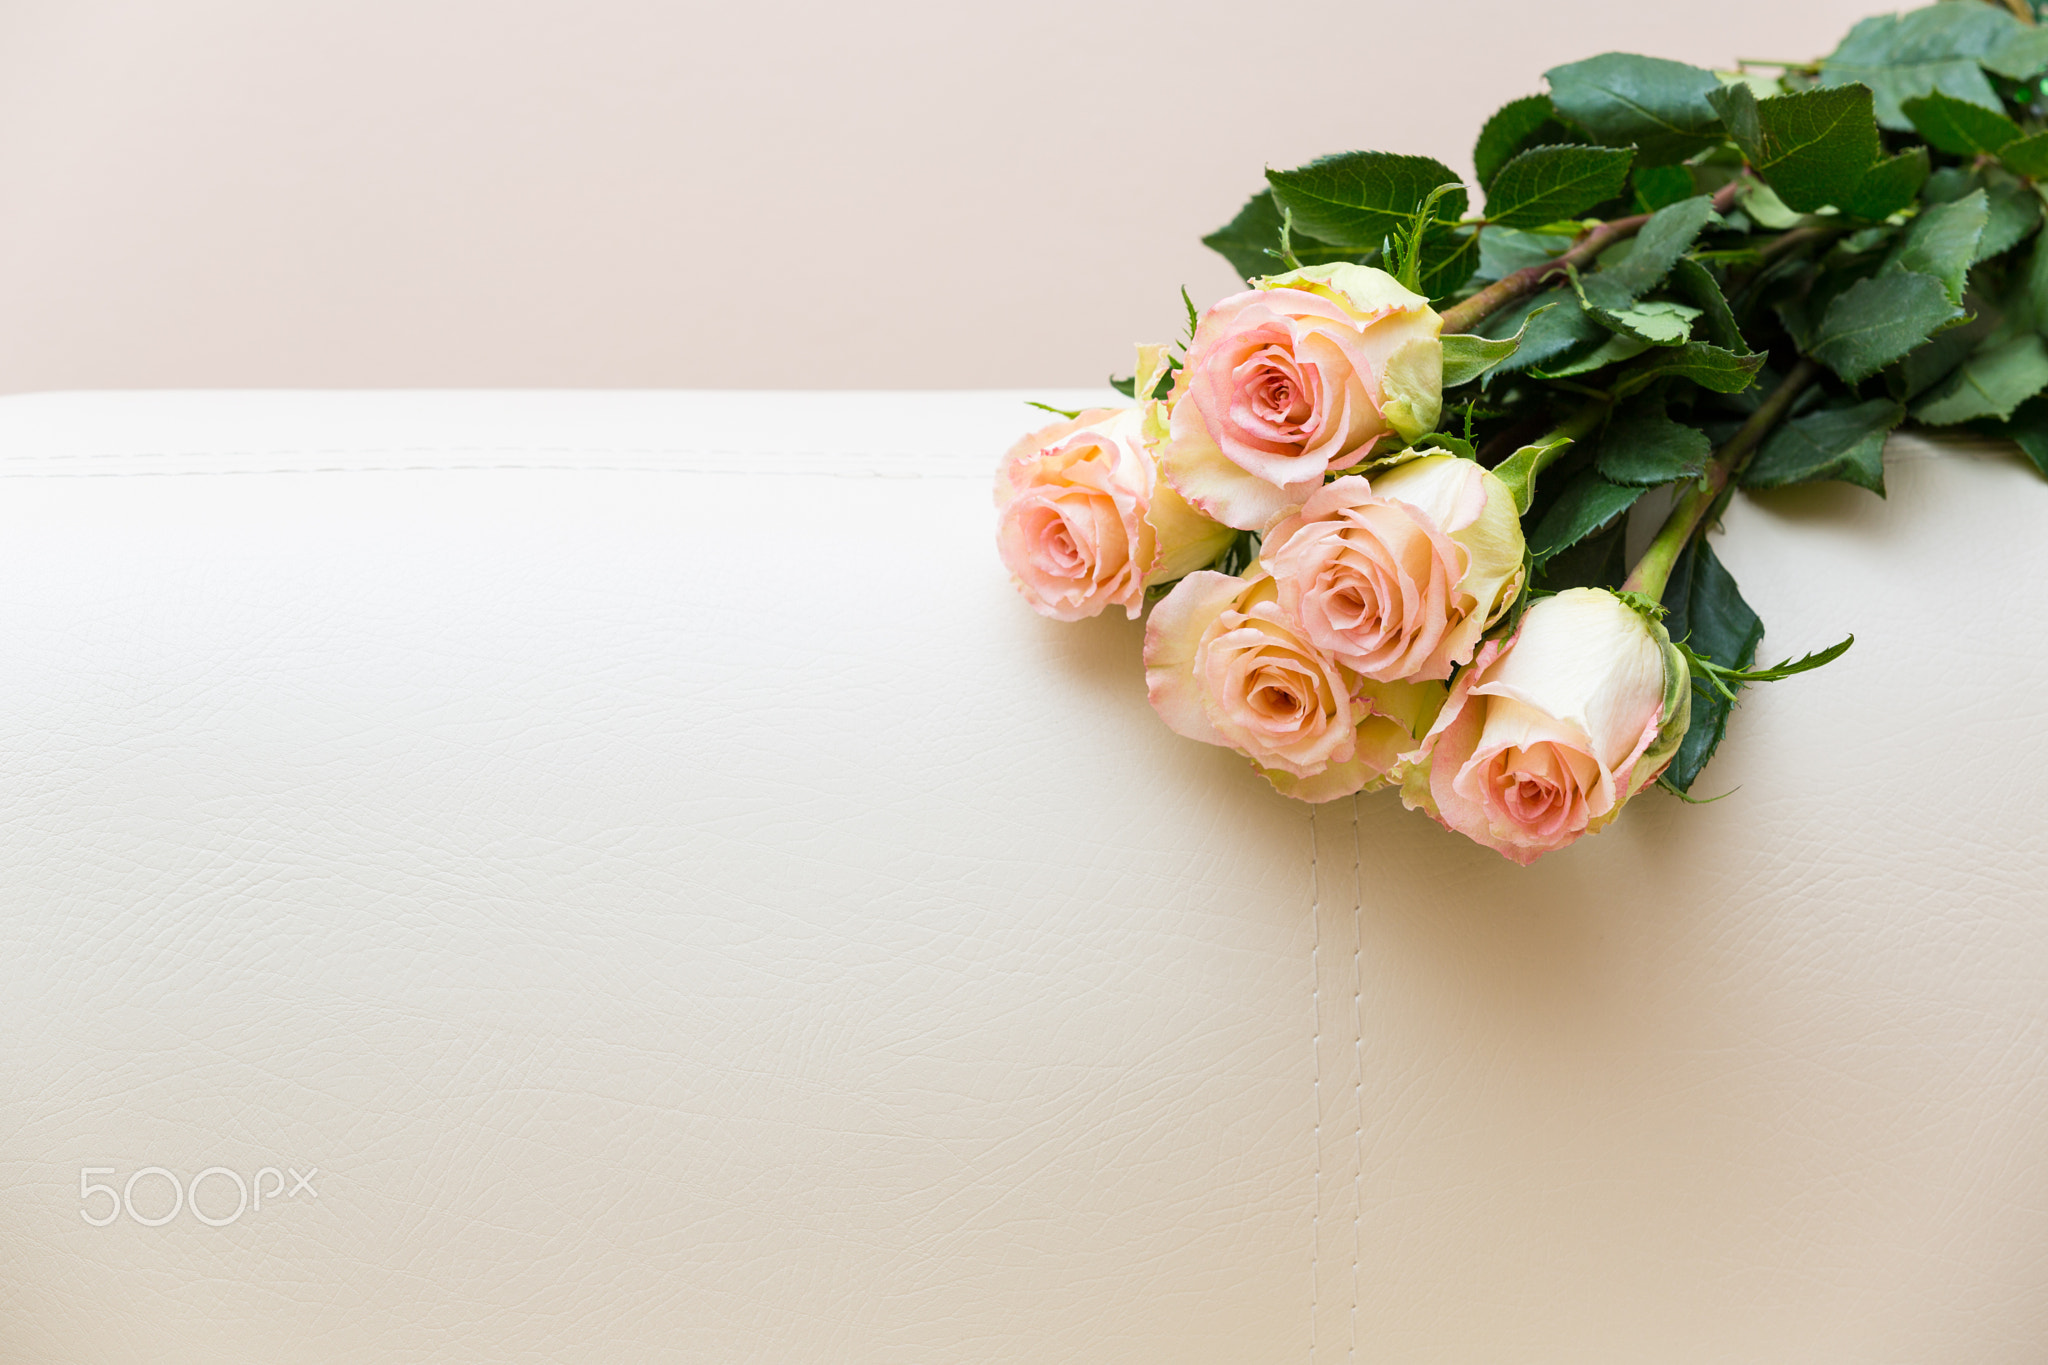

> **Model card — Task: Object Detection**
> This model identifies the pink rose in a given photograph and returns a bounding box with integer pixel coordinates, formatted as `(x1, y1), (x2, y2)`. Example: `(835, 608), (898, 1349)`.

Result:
(1263, 456), (1525, 684)
(1144, 569), (1444, 802)
(1403, 589), (1690, 864)
(1161, 263), (1443, 531)
(996, 406), (1233, 621)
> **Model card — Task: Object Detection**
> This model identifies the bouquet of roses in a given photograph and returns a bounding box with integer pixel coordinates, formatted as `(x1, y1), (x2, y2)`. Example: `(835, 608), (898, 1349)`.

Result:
(997, 0), (2048, 864)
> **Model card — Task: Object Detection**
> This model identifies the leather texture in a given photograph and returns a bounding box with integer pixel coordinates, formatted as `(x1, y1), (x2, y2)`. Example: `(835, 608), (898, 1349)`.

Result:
(0, 391), (2039, 1363)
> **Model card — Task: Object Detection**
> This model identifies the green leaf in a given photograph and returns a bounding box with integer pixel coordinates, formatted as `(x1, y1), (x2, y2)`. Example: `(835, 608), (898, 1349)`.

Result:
(1912, 332), (2048, 424)
(1473, 226), (1573, 282)
(1889, 301), (1997, 400)
(1612, 343), (1766, 397)
(1735, 179), (1805, 231)
(1201, 190), (1360, 282)
(1658, 539), (1763, 793)
(1990, 394), (2048, 479)
(1922, 164), (1976, 205)
(1544, 52), (1725, 165)
(1820, 6), (2017, 130)
(1529, 471), (1646, 565)
(1900, 87), (2022, 156)
(1416, 226), (1482, 303)
(1632, 164), (1698, 213)
(1578, 292), (1700, 346)
(1473, 95), (1572, 190)
(1533, 516), (1629, 593)
(1665, 257), (1747, 352)
(1811, 269), (1967, 383)
(1986, 24), (2048, 80)
(1580, 195), (1719, 310)
(1442, 323), (1534, 388)
(1710, 82), (1883, 214)
(1977, 170), (2042, 261)
(1473, 287), (1606, 375)
(1885, 190), (1991, 303)
(2027, 225), (2048, 327)
(1595, 401), (1714, 485)
(1108, 375), (1136, 399)
(1999, 129), (2048, 178)
(1483, 145), (1634, 228)
(1266, 152), (1468, 251)
(1530, 330), (1654, 379)
(1742, 397), (1902, 494)
(1843, 148), (1931, 221)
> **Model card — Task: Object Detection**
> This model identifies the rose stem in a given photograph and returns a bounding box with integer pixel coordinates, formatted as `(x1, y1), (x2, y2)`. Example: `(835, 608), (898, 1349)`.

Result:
(1620, 356), (1821, 601)
(1438, 182), (1744, 336)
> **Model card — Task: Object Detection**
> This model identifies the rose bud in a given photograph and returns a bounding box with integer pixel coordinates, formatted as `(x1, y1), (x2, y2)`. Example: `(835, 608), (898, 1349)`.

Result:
(1161, 263), (1443, 531)
(1262, 455), (1524, 684)
(1144, 568), (1445, 803)
(1402, 588), (1690, 864)
(996, 406), (1235, 621)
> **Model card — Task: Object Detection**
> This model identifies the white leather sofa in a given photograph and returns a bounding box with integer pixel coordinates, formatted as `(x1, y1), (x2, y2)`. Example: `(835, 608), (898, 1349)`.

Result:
(0, 390), (2042, 1363)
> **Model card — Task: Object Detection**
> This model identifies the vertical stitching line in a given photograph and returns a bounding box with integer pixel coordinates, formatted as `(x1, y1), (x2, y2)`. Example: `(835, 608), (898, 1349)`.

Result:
(1309, 805), (1321, 1365)
(1350, 794), (1364, 1363)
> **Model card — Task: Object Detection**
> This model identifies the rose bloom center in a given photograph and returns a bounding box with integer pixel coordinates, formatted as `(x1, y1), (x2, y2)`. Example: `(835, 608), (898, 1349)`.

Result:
(1249, 668), (1312, 725)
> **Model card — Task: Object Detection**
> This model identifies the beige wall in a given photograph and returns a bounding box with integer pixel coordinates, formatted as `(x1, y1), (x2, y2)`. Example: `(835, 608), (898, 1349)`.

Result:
(0, 0), (1885, 391)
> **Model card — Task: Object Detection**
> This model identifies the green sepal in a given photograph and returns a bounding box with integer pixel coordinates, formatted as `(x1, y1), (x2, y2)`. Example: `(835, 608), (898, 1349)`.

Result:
(1442, 314), (1542, 388)
(1493, 434), (1577, 515)
(1677, 634), (1854, 702)
(1025, 400), (1085, 420)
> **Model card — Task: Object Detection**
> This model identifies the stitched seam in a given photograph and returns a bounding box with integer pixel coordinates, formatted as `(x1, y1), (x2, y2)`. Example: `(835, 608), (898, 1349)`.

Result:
(1309, 806), (1320, 1365)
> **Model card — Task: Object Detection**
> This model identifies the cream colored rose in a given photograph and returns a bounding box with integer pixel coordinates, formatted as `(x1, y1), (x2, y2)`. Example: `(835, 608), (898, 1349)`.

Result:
(1144, 568), (1445, 802)
(1263, 456), (1524, 684)
(995, 406), (1234, 621)
(1161, 263), (1444, 531)
(1402, 588), (1689, 864)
